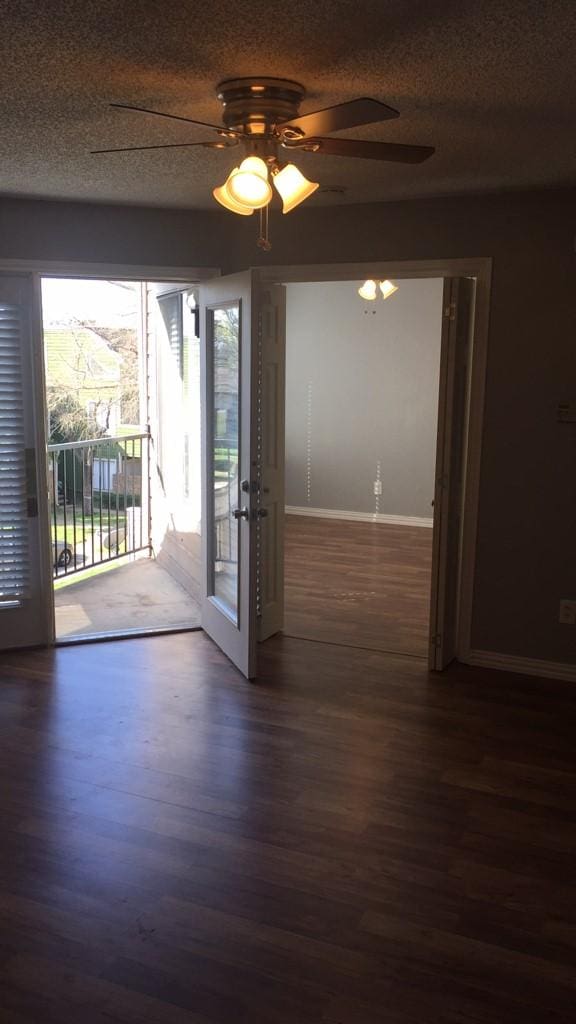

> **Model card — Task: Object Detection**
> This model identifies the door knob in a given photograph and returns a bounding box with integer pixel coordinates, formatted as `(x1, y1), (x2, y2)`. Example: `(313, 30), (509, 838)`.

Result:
(233, 507), (249, 521)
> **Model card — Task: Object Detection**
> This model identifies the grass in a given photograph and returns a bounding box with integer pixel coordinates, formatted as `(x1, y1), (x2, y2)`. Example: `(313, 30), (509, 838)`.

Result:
(52, 507), (128, 545)
(51, 502), (143, 585)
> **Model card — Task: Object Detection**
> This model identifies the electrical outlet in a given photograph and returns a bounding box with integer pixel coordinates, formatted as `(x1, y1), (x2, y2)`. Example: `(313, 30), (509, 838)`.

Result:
(559, 599), (576, 625)
(373, 480), (382, 496)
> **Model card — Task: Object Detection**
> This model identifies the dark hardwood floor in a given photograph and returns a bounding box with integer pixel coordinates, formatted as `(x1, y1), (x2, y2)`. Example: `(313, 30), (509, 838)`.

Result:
(284, 515), (432, 657)
(1, 631), (576, 1022)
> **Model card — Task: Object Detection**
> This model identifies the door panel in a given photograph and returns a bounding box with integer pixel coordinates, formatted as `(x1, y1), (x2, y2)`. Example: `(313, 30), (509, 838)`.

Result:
(0, 274), (52, 650)
(208, 301), (241, 623)
(429, 277), (474, 670)
(147, 282), (201, 606)
(257, 285), (286, 641)
(200, 271), (258, 678)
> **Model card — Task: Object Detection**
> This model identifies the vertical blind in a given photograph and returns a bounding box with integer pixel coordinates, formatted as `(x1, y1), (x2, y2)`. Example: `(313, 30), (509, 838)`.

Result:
(0, 301), (29, 604)
(158, 292), (184, 379)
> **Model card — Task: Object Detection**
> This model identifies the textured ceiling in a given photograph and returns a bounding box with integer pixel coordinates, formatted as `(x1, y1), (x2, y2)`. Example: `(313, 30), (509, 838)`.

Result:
(0, 0), (575, 209)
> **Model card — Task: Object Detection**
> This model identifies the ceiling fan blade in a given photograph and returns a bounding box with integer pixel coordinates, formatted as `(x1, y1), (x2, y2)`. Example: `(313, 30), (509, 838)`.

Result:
(279, 98), (399, 137)
(110, 103), (243, 136)
(91, 140), (232, 154)
(290, 136), (435, 163)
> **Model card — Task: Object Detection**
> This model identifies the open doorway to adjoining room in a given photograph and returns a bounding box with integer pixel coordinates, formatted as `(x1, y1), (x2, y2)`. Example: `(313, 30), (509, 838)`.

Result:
(282, 277), (444, 658)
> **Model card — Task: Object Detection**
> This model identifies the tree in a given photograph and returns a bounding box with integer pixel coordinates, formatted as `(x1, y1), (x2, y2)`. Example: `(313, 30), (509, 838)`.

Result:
(46, 319), (136, 514)
(47, 388), (107, 444)
(46, 323), (141, 435)
(88, 324), (140, 425)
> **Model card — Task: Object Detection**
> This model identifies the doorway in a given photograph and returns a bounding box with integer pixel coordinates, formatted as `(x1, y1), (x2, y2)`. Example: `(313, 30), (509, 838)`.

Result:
(41, 276), (203, 642)
(281, 277), (442, 657)
(0, 259), (487, 676)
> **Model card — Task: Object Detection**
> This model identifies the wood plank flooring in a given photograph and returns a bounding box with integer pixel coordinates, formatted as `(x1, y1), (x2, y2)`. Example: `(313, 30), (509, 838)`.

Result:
(284, 515), (432, 656)
(1, 631), (576, 1022)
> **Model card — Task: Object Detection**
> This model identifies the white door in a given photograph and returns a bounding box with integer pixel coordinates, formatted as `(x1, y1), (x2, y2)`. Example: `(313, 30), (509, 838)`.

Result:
(200, 271), (285, 678)
(256, 283), (286, 642)
(429, 277), (474, 670)
(0, 274), (52, 650)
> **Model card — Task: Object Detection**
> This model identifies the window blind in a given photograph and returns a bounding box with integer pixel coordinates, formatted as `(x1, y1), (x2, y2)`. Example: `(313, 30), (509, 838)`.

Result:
(158, 293), (184, 379)
(0, 302), (29, 605)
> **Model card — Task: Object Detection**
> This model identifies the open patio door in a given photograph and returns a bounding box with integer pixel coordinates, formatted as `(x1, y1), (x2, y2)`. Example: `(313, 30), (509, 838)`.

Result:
(200, 270), (285, 679)
(0, 274), (52, 650)
(429, 277), (474, 670)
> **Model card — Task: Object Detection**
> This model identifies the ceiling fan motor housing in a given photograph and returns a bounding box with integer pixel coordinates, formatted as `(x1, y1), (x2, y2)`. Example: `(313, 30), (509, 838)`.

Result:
(216, 77), (306, 136)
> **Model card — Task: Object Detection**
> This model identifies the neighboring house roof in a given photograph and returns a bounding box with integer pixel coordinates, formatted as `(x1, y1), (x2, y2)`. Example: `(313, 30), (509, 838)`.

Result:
(45, 326), (123, 406)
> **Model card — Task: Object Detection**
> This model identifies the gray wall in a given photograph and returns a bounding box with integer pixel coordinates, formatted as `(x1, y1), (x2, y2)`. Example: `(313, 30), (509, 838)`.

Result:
(1, 187), (575, 665)
(285, 279), (443, 518)
(0, 197), (228, 268)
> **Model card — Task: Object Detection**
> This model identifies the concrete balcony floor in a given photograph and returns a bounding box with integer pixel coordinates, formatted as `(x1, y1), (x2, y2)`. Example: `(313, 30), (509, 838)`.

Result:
(54, 556), (201, 641)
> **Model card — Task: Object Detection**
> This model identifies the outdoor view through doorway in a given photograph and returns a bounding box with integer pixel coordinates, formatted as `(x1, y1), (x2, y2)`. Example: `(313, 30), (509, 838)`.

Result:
(282, 278), (443, 658)
(42, 277), (207, 641)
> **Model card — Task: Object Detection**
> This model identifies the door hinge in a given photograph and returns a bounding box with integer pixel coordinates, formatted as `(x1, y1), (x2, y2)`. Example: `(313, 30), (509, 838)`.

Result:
(443, 301), (457, 321)
(430, 632), (442, 648)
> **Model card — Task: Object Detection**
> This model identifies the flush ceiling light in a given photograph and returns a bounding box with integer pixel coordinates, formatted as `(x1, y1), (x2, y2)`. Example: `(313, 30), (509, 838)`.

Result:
(379, 279), (398, 300)
(227, 156), (273, 209)
(358, 279), (398, 301)
(271, 163), (319, 214)
(358, 279), (378, 301)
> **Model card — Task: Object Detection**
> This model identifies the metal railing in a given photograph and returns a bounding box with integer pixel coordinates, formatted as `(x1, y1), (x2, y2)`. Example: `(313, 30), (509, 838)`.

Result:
(214, 438), (238, 566)
(47, 430), (151, 579)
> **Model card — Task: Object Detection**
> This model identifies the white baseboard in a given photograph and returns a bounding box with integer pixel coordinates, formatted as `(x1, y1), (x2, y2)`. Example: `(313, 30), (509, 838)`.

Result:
(285, 505), (433, 528)
(465, 650), (576, 683)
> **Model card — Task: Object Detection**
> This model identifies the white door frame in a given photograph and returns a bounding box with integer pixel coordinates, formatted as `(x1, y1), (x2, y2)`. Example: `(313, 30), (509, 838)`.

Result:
(0, 258), (220, 647)
(259, 257), (492, 665)
(199, 271), (262, 678)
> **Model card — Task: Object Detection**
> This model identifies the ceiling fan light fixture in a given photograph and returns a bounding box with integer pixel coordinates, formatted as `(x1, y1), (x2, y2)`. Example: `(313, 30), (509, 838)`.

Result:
(271, 162), (319, 213)
(358, 279), (378, 301)
(227, 155), (272, 209)
(379, 279), (398, 300)
(213, 169), (255, 215)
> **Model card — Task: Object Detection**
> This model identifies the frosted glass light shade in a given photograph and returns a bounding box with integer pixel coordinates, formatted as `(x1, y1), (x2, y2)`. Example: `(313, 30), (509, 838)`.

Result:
(379, 279), (398, 300)
(227, 156), (272, 209)
(272, 163), (319, 213)
(358, 279), (377, 300)
(213, 169), (254, 215)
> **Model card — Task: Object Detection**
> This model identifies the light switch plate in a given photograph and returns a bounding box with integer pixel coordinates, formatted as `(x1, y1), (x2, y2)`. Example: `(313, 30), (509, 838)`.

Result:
(557, 402), (576, 423)
(559, 599), (576, 624)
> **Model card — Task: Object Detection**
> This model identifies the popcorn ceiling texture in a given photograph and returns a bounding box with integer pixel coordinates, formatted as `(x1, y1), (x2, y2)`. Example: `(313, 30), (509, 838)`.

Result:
(0, 0), (575, 208)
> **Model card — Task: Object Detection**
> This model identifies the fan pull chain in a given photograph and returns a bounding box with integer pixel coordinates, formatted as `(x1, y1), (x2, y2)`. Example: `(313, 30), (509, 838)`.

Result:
(257, 204), (272, 252)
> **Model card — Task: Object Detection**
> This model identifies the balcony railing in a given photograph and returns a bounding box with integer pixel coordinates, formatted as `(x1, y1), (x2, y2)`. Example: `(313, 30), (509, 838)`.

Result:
(214, 437), (238, 568)
(47, 431), (151, 579)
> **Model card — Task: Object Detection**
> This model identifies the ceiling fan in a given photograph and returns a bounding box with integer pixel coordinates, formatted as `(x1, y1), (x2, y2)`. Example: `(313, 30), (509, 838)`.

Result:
(93, 77), (435, 249)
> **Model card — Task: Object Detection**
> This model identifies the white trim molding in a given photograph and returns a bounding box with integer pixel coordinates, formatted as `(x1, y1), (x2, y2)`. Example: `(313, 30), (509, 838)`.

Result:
(0, 258), (220, 281)
(263, 257), (492, 665)
(285, 506), (433, 528)
(466, 650), (576, 683)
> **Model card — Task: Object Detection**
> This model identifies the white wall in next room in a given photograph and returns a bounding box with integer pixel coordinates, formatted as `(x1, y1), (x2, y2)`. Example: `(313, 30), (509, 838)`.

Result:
(285, 278), (443, 522)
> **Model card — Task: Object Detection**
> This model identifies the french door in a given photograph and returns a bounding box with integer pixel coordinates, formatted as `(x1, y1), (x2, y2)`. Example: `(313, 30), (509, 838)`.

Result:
(429, 276), (474, 670)
(199, 271), (285, 678)
(0, 274), (52, 650)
